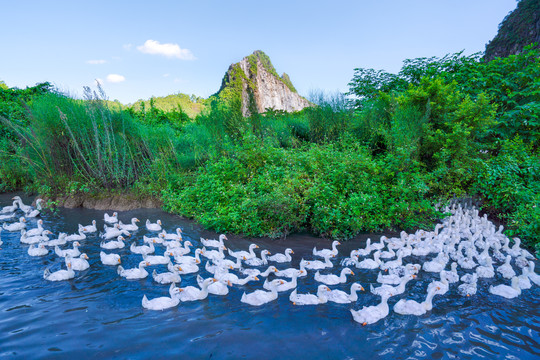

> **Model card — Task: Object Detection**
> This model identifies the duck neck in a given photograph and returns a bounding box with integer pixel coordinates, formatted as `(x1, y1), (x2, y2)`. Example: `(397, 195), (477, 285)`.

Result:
(423, 288), (437, 310)
(349, 286), (359, 301)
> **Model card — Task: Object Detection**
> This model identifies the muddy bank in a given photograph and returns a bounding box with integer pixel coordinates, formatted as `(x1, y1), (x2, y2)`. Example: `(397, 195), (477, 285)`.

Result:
(38, 192), (162, 211)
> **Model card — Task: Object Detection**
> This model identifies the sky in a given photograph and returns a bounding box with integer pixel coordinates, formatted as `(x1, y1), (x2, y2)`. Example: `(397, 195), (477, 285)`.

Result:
(1, 0), (518, 104)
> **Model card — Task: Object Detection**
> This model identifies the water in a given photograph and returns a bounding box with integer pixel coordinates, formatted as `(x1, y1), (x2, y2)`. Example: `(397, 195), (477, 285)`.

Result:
(0, 193), (539, 359)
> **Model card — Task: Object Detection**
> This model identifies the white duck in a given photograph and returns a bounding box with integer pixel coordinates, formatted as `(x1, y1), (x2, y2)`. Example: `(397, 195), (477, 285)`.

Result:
(356, 251), (382, 270)
(197, 275), (231, 296)
(290, 285), (331, 305)
(142, 284), (181, 310)
(172, 248), (203, 265)
(427, 272), (449, 295)
(241, 279), (284, 306)
(301, 253), (334, 270)
(153, 265), (182, 285)
(178, 278), (217, 302)
(458, 274), (478, 297)
(25, 199), (43, 218)
(356, 238), (373, 257)
(70, 253), (90, 271)
(130, 241), (155, 255)
(327, 283), (364, 304)
(422, 253), (448, 273)
(44, 233), (67, 247)
(276, 262), (308, 278)
(161, 228), (183, 241)
(44, 261), (75, 281)
(263, 270), (304, 292)
(65, 229), (86, 242)
(244, 249), (271, 266)
(315, 268), (354, 285)
(1, 199), (19, 214)
(100, 236), (126, 250)
(201, 234), (226, 248)
(55, 241), (81, 258)
(13, 196), (31, 212)
(100, 251), (121, 266)
(143, 253), (172, 266)
(313, 240), (341, 258)
(489, 277), (521, 299)
(3, 217), (26, 232)
(267, 248), (294, 263)
(371, 274), (416, 297)
(117, 261), (150, 279)
(393, 286), (440, 316)
(28, 243), (48, 256)
(476, 257), (495, 278)
(441, 262), (460, 283)
(104, 212), (118, 224)
(21, 229), (52, 245)
(201, 245), (227, 261)
(145, 219), (162, 231)
(377, 264), (419, 285)
(80, 220), (97, 233)
(497, 255), (516, 279)
(350, 293), (392, 325)
(171, 261), (199, 275)
(101, 225), (130, 240)
(119, 218), (139, 231)
(526, 261), (540, 286)
(228, 244), (259, 260)
(166, 241), (192, 257)
(370, 237), (386, 251)
(517, 267), (532, 290)
(241, 265), (279, 278)
(0, 212), (16, 221)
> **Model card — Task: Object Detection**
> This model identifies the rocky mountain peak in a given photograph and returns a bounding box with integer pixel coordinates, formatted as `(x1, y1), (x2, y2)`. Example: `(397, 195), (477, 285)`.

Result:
(216, 50), (311, 117)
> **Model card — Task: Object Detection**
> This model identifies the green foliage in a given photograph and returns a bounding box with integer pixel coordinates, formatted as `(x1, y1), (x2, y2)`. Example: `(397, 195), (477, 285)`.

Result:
(130, 93), (205, 119)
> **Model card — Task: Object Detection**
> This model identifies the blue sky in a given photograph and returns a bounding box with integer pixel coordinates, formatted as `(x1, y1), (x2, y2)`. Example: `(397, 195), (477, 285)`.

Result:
(2, 0), (517, 104)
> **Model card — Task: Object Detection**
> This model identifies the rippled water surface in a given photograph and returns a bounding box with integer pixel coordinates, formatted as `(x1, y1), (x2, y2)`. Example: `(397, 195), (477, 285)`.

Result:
(0, 194), (539, 359)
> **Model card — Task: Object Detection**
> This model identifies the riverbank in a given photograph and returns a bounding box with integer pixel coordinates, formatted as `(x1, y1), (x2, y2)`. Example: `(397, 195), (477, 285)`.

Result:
(37, 191), (162, 211)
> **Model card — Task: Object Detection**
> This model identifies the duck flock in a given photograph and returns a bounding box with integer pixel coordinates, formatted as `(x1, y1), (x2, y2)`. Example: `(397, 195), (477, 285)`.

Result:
(1, 196), (539, 325)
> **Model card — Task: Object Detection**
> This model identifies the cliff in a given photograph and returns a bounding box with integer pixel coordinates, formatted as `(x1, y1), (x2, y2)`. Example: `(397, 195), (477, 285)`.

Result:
(485, 0), (540, 61)
(216, 50), (311, 117)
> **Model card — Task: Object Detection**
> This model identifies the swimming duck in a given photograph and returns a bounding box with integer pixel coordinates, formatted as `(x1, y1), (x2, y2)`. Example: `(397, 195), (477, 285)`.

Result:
(497, 255), (516, 279)
(161, 228), (183, 241)
(228, 244), (259, 260)
(315, 268), (354, 286)
(171, 248), (203, 265)
(44, 261), (75, 281)
(517, 267), (532, 290)
(276, 262), (308, 279)
(166, 241), (193, 258)
(100, 236), (126, 250)
(244, 249), (271, 266)
(44, 233), (67, 247)
(393, 286), (440, 316)
(201, 245), (227, 261)
(356, 239), (373, 257)
(117, 261), (150, 280)
(153, 265), (182, 284)
(476, 257), (495, 278)
(104, 212), (118, 224)
(142, 284), (181, 310)
(301, 253), (334, 270)
(263, 270), (303, 292)
(423, 253), (448, 273)
(145, 219), (162, 232)
(21, 229), (52, 245)
(313, 240), (340, 258)
(356, 251), (381, 270)
(240, 265), (279, 278)
(351, 293), (392, 325)
(427, 272), (449, 295)
(143, 253), (172, 266)
(197, 275), (231, 296)
(371, 274), (416, 297)
(65, 229), (86, 242)
(526, 261), (540, 286)
(290, 285), (331, 305)
(119, 218), (140, 232)
(130, 241), (155, 256)
(458, 274), (478, 297)
(28, 243), (48, 257)
(380, 251), (405, 271)
(327, 283), (364, 304)
(3, 217), (26, 232)
(1, 199), (19, 214)
(200, 234), (226, 248)
(80, 220), (97, 233)
(489, 277), (521, 299)
(178, 278), (217, 302)
(55, 241), (81, 258)
(101, 225), (130, 240)
(25, 198), (43, 218)
(441, 262), (460, 283)
(70, 253), (90, 271)
(241, 279), (284, 306)
(100, 251), (121, 266)
(267, 248), (294, 263)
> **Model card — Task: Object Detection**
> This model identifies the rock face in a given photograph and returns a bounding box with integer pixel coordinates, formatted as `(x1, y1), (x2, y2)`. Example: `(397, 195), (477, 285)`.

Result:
(485, 0), (540, 61)
(217, 50), (311, 117)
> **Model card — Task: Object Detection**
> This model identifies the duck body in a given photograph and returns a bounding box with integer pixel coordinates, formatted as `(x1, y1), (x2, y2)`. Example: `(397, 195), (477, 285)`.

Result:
(71, 254), (90, 271)
(118, 261), (150, 280)
(350, 294), (391, 325)
(100, 251), (121, 266)
(104, 212), (118, 224)
(28, 243), (48, 256)
(268, 248), (294, 263)
(44, 262), (75, 281)
(290, 285), (330, 305)
(100, 236), (126, 250)
(489, 277), (521, 299)
(327, 283), (364, 304)
(153, 267), (182, 285)
(178, 278), (216, 302)
(313, 240), (340, 258)
(130, 241), (155, 255)
(200, 234), (226, 248)
(145, 219), (162, 232)
(198, 275), (230, 296)
(315, 268), (354, 285)
(394, 287), (439, 316)
(142, 285), (181, 310)
(241, 279), (283, 306)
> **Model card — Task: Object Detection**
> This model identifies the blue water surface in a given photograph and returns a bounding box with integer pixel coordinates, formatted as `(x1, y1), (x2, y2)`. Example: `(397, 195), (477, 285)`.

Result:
(0, 194), (539, 359)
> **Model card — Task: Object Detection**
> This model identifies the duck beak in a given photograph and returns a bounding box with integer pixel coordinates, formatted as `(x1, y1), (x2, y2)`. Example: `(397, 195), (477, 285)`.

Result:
(227, 281), (232, 286)
(360, 286), (365, 291)
(412, 275), (417, 278)
(362, 322), (367, 326)
(351, 271), (355, 276)
(117, 259), (121, 263)
(291, 250), (294, 254)
(178, 267), (183, 272)
(254, 277), (259, 281)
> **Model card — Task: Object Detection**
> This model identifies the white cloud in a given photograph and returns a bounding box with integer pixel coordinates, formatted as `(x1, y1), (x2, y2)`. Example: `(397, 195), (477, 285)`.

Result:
(123, 44), (132, 50)
(162, 73), (170, 77)
(86, 59), (107, 65)
(106, 74), (125, 83)
(137, 39), (196, 60)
